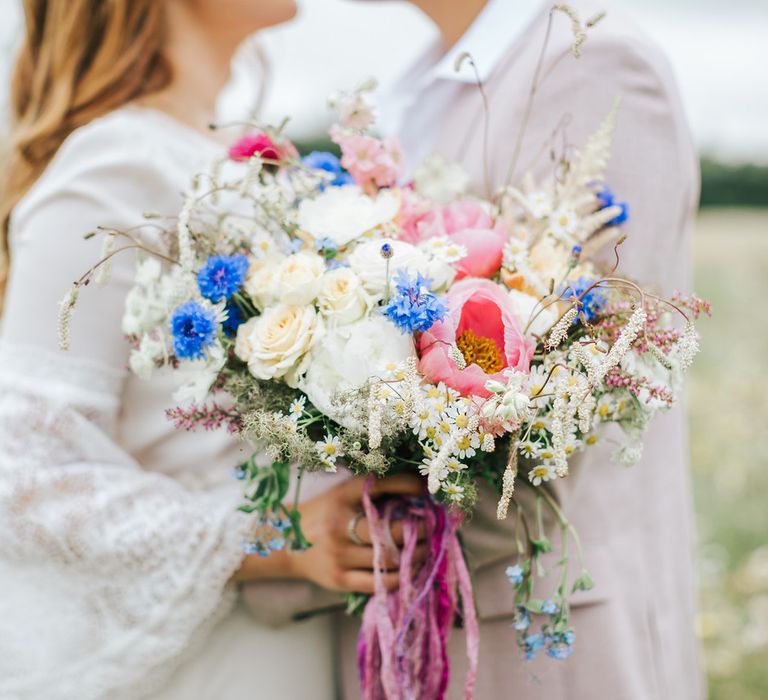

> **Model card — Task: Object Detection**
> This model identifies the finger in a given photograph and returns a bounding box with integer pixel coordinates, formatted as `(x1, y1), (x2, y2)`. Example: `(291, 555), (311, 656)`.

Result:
(341, 570), (401, 595)
(341, 545), (403, 571)
(354, 515), (427, 546)
(339, 473), (425, 505)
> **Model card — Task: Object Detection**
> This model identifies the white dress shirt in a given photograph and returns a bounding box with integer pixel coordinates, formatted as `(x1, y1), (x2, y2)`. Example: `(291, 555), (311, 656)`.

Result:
(382, 0), (545, 173)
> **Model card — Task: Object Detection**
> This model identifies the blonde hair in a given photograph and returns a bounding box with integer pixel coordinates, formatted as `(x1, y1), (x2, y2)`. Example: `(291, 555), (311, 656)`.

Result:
(0, 0), (171, 308)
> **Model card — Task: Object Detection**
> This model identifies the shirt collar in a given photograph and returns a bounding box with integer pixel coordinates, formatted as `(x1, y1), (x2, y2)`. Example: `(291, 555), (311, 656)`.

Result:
(429, 0), (544, 85)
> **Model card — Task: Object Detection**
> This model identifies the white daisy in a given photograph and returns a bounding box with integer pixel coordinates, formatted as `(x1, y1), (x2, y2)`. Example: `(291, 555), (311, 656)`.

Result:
(454, 433), (480, 460)
(442, 482), (465, 503)
(289, 396), (306, 421)
(315, 435), (344, 471)
(528, 463), (557, 486)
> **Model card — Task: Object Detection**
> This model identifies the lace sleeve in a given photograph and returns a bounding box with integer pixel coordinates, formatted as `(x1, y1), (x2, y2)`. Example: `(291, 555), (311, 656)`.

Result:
(0, 345), (251, 700)
(0, 119), (250, 700)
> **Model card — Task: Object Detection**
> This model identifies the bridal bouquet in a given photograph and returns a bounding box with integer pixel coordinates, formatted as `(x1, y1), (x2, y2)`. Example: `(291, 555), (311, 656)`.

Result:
(60, 80), (707, 699)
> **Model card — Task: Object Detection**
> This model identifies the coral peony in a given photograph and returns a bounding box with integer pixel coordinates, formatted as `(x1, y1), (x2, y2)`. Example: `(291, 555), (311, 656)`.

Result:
(400, 200), (506, 279)
(418, 278), (535, 397)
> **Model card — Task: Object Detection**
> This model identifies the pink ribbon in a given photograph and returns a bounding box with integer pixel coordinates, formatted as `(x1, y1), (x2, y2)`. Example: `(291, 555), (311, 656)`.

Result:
(358, 476), (479, 699)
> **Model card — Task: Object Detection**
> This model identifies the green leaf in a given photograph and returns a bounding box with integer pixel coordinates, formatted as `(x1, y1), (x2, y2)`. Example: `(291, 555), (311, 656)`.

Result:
(572, 570), (595, 593)
(525, 598), (546, 614)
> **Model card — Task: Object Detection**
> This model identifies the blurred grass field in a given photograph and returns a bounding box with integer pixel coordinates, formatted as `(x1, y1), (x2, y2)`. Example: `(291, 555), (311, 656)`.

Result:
(691, 208), (768, 699)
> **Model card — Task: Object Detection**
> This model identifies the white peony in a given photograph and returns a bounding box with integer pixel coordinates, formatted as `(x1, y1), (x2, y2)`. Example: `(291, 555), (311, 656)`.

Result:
(244, 255), (284, 310)
(299, 314), (415, 431)
(297, 185), (400, 247)
(508, 289), (557, 339)
(317, 267), (369, 324)
(235, 304), (322, 387)
(272, 252), (325, 306)
(348, 238), (430, 300)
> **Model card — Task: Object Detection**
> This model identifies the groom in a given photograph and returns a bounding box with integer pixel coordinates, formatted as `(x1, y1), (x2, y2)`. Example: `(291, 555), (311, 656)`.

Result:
(335, 0), (704, 697)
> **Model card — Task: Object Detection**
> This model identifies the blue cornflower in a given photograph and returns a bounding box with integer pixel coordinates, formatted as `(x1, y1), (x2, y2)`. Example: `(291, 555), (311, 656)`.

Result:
(383, 270), (447, 335)
(541, 599), (559, 615)
(506, 564), (525, 586)
(546, 630), (576, 660)
(302, 151), (355, 188)
(268, 537), (286, 551)
(223, 301), (244, 337)
(523, 632), (546, 661)
(595, 183), (629, 226)
(231, 465), (247, 481)
(514, 605), (531, 632)
(561, 277), (607, 324)
(242, 541), (269, 557)
(197, 254), (249, 302)
(171, 301), (218, 360)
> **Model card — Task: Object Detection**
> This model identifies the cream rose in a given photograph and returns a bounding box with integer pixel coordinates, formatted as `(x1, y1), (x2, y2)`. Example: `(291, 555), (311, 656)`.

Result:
(235, 304), (322, 387)
(244, 255), (283, 310)
(272, 252), (325, 306)
(348, 238), (430, 300)
(317, 268), (369, 324)
(299, 315), (415, 430)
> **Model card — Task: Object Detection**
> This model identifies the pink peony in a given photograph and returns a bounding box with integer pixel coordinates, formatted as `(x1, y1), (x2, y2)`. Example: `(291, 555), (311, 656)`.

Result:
(400, 200), (507, 279)
(228, 132), (296, 164)
(418, 278), (535, 398)
(335, 133), (404, 192)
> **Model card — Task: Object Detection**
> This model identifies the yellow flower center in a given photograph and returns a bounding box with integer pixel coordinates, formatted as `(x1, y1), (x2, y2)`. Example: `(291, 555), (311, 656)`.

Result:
(456, 328), (505, 375)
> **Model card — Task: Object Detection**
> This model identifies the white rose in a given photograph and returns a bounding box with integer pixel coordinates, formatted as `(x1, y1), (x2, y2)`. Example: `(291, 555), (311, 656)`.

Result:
(244, 255), (283, 310)
(297, 185), (400, 247)
(317, 268), (369, 324)
(299, 314), (415, 431)
(508, 289), (557, 339)
(272, 252), (325, 306)
(348, 238), (430, 300)
(235, 304), (322, 387)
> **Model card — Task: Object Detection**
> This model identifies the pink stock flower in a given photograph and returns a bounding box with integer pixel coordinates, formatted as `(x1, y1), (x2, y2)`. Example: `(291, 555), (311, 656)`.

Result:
(400, 200), (507, 279)
(418, 278), (535, 398)
(336, 133), (404, 192)
(228, 132), (297, 164)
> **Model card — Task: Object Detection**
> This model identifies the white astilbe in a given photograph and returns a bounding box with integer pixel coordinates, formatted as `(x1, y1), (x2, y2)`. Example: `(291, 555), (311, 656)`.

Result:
(598, 307), (648, 381)
(427, 436), (457, 494)
(550, 390), (571, 477)
(481, 432), (495, 453)
(367, 383), (383, 449)
(94, 234), (116, 287)
(676, 321), (700, 371)
(449, 345), (467, 370)
(552, 4), (588, 57)
(647, 341), (676, 371)
(56, 287), (79, 351)
(577, 392), (596, 434)
(575, 341), (604, 384)
(403, 357), (422, 417)
(546, 307), (578, 350)
(496, 447), (518, 521)
(177, 196), (196, 273)
(560, 100), (621, 202)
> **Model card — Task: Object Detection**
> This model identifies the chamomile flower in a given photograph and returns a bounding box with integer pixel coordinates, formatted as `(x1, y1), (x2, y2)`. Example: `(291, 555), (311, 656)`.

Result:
(595, 395), (615, 422)
(289, 396), (306, 421)
(442, 482), (465, 503)
(528, 463), (557, 486)
(518, 440), (542, 459)
(548, 207), (579, 243)
(446, 457), (467, 473)
(316, 435), (344, 472)
(528, 191), (552, 219)
(421, 236), (468, 264)
(454, 432), (480, 459)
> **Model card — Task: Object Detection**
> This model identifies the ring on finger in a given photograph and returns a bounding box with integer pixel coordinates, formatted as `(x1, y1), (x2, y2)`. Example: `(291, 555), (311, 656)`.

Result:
(347, 510), (366, 546)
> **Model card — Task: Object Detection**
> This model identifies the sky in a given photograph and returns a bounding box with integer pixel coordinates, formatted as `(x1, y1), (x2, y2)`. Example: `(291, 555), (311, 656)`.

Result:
(1, 0), (766, 163)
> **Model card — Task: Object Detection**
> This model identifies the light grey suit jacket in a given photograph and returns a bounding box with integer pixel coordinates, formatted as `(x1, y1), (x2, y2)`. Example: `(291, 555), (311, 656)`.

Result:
(334, 2), (704, 698)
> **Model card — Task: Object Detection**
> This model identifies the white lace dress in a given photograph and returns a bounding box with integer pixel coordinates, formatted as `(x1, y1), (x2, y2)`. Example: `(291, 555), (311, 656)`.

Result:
(0, 107), (335, 700)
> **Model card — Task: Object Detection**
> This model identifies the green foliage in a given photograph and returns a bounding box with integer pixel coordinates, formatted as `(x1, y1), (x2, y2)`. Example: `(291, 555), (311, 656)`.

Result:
(699, 158), (768, 208)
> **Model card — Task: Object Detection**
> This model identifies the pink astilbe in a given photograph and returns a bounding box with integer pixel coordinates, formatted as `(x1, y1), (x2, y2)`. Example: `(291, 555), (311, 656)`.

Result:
(165, 403), (242, 433)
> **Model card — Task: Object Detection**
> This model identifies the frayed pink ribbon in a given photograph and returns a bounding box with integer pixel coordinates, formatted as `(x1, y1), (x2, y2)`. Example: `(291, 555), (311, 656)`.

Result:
(358, 476), (479, 699)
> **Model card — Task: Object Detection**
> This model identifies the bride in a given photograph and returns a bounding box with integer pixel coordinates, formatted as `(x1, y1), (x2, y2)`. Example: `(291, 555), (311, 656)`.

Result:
(0, 1), (424, 698)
